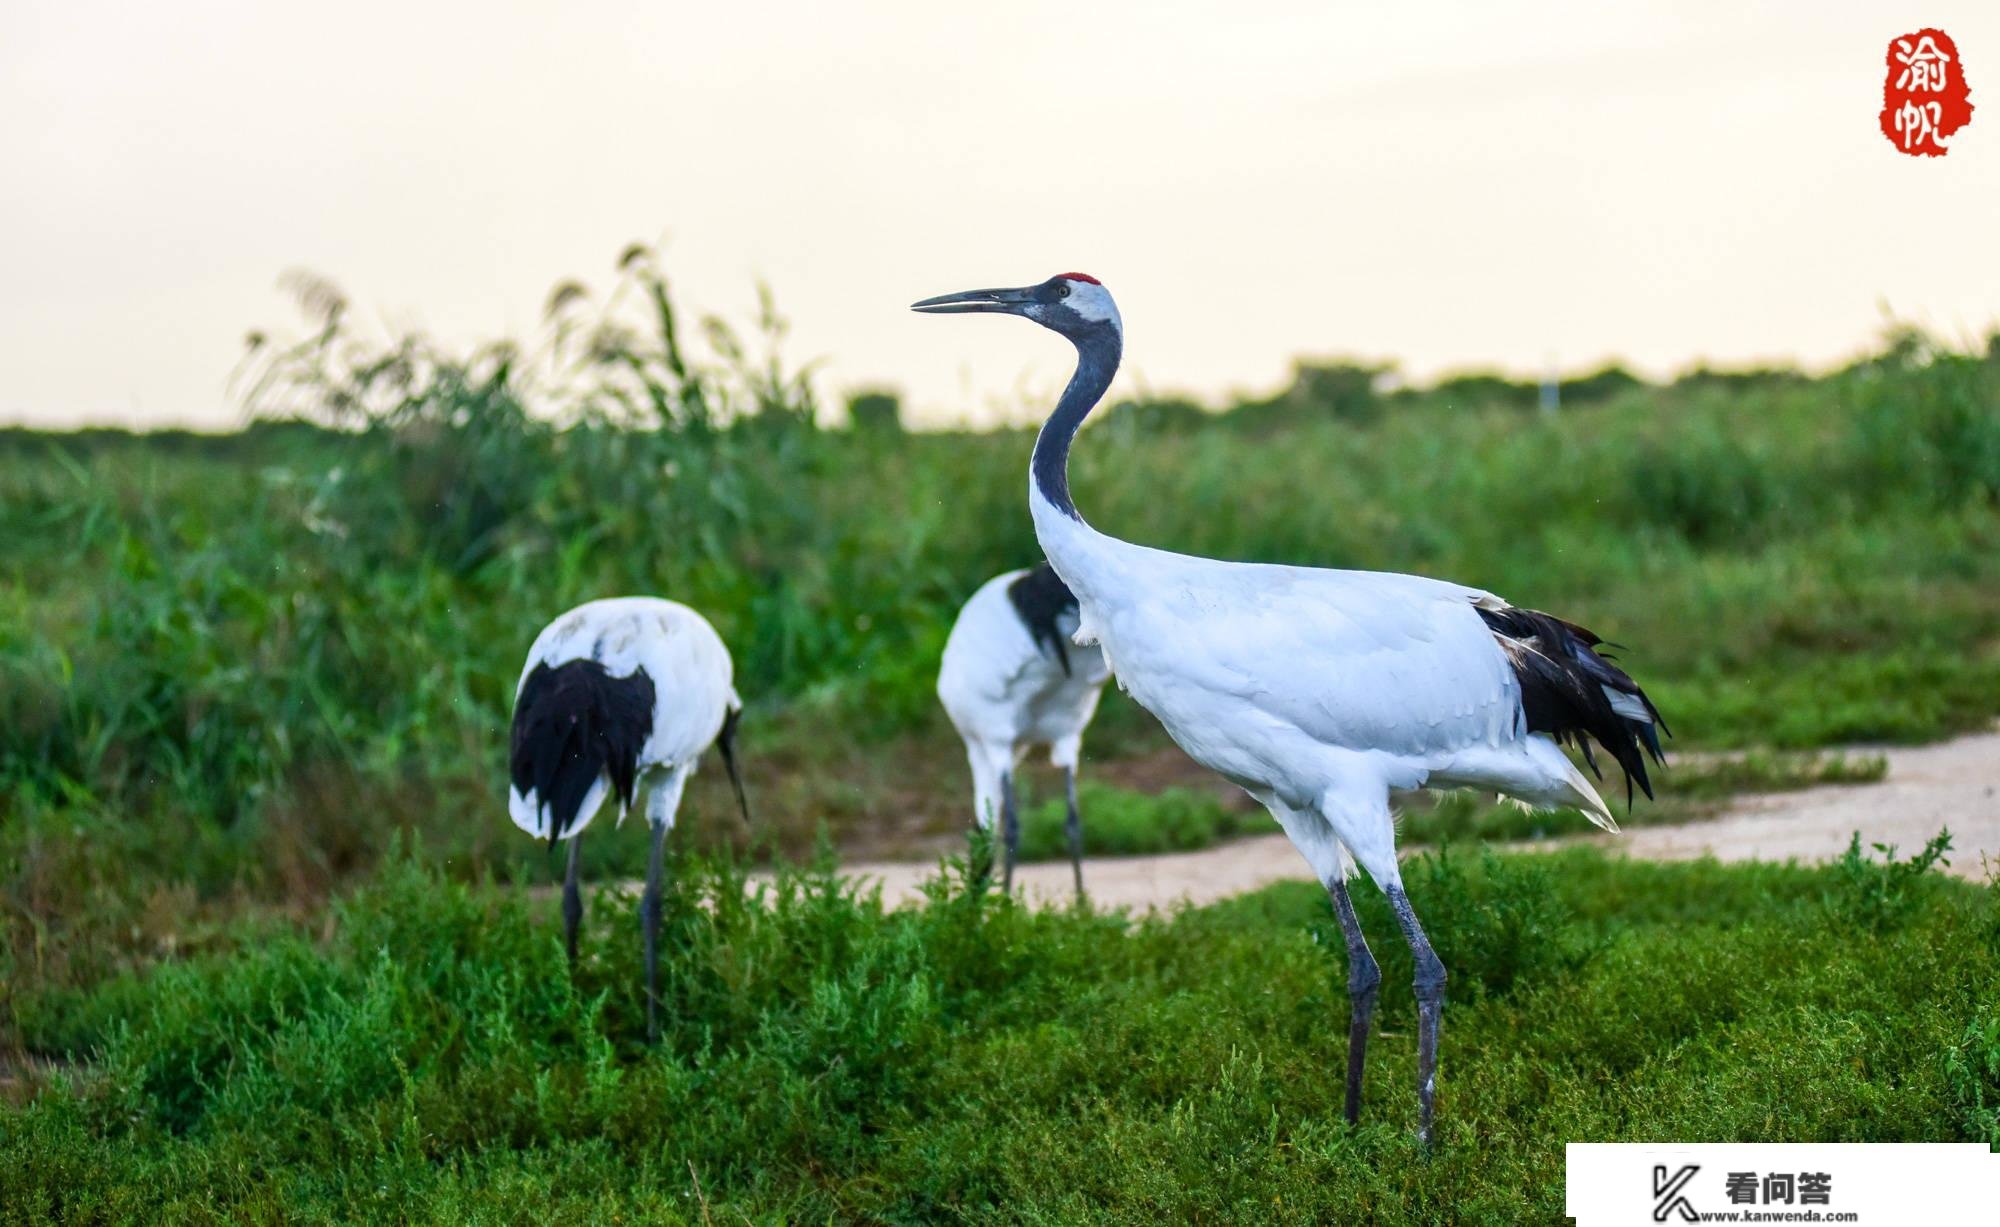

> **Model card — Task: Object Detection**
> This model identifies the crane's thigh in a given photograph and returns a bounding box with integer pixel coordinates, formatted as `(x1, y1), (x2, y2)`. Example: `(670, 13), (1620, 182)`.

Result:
(1265, 800), (1352, 891)
(1316, 784), (1400, 892)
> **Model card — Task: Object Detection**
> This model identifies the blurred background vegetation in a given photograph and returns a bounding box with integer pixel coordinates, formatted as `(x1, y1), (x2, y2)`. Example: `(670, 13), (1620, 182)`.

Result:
(3, 245), (1998, 1009)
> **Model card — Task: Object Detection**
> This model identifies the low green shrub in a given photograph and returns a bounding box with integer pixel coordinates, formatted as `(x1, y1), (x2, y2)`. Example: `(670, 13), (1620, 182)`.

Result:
(1829, 828), (1956, 932)
(1946, 1002), (2000, 1147)
(5, 849), (1994, 1222)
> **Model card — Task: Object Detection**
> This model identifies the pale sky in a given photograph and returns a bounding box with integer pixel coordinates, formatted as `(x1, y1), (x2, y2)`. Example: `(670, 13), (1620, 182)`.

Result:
(3, 2), (1996, 429)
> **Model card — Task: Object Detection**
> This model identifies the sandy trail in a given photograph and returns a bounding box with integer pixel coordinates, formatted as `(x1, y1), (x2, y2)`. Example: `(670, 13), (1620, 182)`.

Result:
(1598, 732), (1998, 880)
(772, 730), (2000, 912)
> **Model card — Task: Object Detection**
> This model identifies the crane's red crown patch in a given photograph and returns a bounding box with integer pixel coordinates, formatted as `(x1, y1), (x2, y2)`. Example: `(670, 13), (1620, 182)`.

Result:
(1057, 272), (1101, 285)
(1881, 29), (1974, 157)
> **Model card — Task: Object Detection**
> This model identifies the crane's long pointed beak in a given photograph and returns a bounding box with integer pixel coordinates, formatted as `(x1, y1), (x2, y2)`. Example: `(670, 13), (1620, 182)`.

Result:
(910, 285), (1035, 314)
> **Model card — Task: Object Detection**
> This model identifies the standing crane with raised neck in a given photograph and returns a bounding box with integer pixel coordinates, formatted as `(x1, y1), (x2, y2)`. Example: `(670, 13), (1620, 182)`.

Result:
(913, 272), (1665, 1144)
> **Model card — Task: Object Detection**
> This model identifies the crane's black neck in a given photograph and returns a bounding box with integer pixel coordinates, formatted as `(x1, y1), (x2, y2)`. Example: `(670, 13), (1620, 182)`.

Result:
(1030, 323), (1122, 521)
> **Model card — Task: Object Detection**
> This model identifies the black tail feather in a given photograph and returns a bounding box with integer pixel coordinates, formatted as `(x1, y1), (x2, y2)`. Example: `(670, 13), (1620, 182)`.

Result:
(1577, 736), (1600, 780)
(1476, 604), (1668, 805)
(510, 660), (656, 850)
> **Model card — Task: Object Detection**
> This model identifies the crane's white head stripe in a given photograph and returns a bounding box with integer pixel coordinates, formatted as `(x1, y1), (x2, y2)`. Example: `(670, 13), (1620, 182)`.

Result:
(1058, 277), (1121, 330)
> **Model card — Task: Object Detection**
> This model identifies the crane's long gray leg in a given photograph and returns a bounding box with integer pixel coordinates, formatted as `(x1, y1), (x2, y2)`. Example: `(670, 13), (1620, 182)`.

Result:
(1385, 883), (1447, 1146)
(1064, 766), (1085, 897)
(1326, 876), (1380, 1125)
(1000, 770), (1020, 895)
(641, 816), (668, 1045)
(1268, 800), (1384, 1126)
(637, 765), (689, 1047)
(562, 834), (584, 967)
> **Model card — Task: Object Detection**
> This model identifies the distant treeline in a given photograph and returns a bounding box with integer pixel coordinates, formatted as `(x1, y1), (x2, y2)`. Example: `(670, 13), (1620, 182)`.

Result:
(0, 357), (1811, 452)
(7, 248), (1989, 446)
(1094, 358), (1810, 437)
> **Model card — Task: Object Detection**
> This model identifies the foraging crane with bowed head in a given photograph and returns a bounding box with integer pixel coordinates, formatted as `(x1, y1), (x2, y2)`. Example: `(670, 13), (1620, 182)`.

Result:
(913, 272), (1665, 1144)
(507, 597), (751, 1043)
(938, 562), (1112, 895)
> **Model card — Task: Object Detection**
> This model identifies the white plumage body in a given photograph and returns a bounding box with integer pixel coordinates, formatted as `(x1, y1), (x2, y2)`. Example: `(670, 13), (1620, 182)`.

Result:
(937, 569), (1110, 830)
(1034, 510), (1610, 884)
(507, 596), (740, 841)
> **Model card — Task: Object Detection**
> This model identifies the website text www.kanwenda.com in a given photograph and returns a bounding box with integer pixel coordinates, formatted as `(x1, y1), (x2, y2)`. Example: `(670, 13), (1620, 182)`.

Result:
(1693, 1213), (1858, 1223)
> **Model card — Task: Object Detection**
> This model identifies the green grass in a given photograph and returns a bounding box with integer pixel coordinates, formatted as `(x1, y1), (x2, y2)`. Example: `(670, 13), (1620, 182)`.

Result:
(1648, 748), (1888, 800)
(3, 843), (1994, 1222)
(1395, 749), (1892, 846)
(1016, 781), (1271, 861)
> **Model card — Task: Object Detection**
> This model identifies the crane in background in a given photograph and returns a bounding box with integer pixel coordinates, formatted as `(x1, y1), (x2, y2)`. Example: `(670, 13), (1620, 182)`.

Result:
(938, 562), (1111, 895)
(508, 597), (751, 1044)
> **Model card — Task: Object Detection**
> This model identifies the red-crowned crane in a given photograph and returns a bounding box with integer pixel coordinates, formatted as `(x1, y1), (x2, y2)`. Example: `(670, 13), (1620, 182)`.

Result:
(508, 596), (751, 1043)
(913, 273), (1665, 1144)
(937, 562), (1112, 895)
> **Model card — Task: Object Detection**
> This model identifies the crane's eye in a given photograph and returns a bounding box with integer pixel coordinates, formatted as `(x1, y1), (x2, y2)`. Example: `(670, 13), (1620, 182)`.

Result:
(1056, 284), (1071, 300)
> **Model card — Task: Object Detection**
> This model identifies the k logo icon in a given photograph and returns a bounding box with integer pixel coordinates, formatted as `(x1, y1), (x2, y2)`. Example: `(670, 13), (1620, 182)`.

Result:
(1652, 1164), (1700, 1223)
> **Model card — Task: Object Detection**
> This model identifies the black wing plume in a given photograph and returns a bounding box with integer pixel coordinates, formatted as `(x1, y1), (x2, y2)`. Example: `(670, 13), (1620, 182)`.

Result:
(1006, 562), (1081, 677)
(510, 660), (656, 849)
(1477, 604), (1669, 805)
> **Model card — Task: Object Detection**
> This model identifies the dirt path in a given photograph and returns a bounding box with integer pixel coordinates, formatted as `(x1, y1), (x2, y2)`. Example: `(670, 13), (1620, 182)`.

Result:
(782, 729), (2000, 912)
(1598, 732), (1998, 881)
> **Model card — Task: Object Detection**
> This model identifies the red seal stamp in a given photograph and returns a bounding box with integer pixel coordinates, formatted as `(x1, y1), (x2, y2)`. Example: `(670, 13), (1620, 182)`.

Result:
(1880, 29), (1973, 157)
